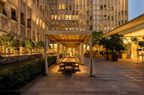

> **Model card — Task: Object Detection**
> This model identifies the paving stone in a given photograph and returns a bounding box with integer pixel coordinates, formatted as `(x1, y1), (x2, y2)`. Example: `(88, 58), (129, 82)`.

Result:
(22, 57), (144, 95)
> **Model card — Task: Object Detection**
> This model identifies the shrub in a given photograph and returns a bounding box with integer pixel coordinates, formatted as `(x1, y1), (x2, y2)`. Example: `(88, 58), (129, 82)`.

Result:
(0, 56), (57, 90)
(47, 56), (57, 67)
(0, 59), (45, 90)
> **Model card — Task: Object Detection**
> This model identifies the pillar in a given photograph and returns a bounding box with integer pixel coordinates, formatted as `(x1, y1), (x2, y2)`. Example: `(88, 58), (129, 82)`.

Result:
(89, 35), (95, 77)
(44, 36), (48, 75)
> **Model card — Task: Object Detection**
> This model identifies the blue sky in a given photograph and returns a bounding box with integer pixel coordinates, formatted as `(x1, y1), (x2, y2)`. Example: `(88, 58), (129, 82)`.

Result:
(128, 0), (144, 20)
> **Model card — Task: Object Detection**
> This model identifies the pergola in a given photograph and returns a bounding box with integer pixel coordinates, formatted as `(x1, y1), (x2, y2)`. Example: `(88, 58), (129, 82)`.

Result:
(43, 30), (95, 77)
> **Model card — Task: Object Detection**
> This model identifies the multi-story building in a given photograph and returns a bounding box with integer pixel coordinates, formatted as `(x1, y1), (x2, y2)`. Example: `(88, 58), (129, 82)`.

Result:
(48, 0), (128, 33)
(48, 0), (90, 32)
(0, 0), (128, 41)
(91, 0), (128, 33)
(0, 0), (128, 55)
(0, 0), (49, 41)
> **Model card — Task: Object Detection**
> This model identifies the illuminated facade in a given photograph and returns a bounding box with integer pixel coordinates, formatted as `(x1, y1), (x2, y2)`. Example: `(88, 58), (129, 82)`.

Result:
(48, 0), (128, 33)
(104, 14), (144, 61)
(0, 0), (49, 41)
(0, 0), (128, 41)
(91, 0), (128, 33)
(48, 0), (90, 31)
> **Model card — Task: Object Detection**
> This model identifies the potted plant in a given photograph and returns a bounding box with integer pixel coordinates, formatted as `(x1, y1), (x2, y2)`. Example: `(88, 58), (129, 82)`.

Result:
(99, 34), (126, 61)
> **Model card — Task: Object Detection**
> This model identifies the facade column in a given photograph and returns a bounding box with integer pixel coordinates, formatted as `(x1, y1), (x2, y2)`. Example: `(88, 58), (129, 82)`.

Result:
(79, 43), (84, 64)
(44, 35), (48, 75)
(89, 35), (95, 77)
(57, 43), (60, 61)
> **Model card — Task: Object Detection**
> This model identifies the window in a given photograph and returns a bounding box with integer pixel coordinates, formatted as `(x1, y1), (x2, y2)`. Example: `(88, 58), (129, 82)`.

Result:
(90, 26), (93, 30)
(11, 8), (17, 21)
(90, 16), (93, 20)
(27, 18), (31, 28)
(0, 1), (7, 16)
(58, 4), (65, 10)
(100, 5), (103, 10)
(21, 12), (25, 25)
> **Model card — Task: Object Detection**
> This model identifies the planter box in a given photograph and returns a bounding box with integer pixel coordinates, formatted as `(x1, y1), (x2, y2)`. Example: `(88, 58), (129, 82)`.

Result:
(119, 52), (127, 59)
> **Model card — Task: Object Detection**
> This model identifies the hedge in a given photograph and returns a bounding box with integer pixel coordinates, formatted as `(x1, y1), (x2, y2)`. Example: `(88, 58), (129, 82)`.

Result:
(47, 56), (57, 67)
(0, 59), (45, 90)
(0, 56), (57, 90)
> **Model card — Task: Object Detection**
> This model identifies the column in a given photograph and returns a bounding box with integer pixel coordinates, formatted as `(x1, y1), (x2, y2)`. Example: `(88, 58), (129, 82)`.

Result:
(57, 43), (60, 61)
(89, 35), (95, 77)
(44, 35), (48, 75)
(80, 43), (83, 63)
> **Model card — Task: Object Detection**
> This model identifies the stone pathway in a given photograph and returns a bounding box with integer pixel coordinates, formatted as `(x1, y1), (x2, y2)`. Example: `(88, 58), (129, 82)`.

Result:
(22, 57), (144, 95)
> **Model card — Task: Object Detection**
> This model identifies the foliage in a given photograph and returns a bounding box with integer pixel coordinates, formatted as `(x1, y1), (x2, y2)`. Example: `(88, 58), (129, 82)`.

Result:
(138, 41), (144, 48)
(0, 33), (14, 47)
(99, 34), (126, 53)
(19, 40), (25, 47)
(0, 59), (45, 90)
(0, 55), (57, 90)
(83, 50), (90, 57)
(92, 31), (103, 46)
(130, 36), (139, 44)
(36, 41), (44, 49)
(11, 39), (20, 50)
(47, 56), (57, 67)
(99, 37), (110, 49)
(0, 55), (3, 60)
(25, 39), (35, 50)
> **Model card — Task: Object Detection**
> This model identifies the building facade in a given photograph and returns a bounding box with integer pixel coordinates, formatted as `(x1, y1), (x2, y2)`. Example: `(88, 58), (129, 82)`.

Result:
(104, 14), (144, 61)
(0, 0), (49, 41)
(0, 0), (128, 41)
(91, 0), (128, 33)
(48, 0), (128, 33)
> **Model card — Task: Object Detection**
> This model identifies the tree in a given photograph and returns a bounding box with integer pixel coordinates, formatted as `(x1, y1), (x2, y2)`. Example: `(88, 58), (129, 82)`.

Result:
(1, 33), (14, 47)
(25, 39), (35, 54)
(36, 41), (44, 49)
(11, 39), (20, 50)
(99, 34), (126, 61)
(92, 31), (103, 46)
(0, 33), (14, 55)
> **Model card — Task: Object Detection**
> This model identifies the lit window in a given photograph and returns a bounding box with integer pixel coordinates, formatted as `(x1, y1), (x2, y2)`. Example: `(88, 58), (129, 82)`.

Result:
(58, 4), (65, 10)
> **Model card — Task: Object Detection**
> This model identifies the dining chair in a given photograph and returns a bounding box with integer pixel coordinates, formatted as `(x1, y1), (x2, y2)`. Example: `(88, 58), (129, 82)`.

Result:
(58, 58), (64, 71)
(64, 62), (73, 74)
(73, 58), (80, 70)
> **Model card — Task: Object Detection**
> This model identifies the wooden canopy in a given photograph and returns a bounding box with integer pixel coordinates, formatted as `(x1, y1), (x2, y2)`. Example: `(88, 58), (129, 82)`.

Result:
(45, 30), (91, 47)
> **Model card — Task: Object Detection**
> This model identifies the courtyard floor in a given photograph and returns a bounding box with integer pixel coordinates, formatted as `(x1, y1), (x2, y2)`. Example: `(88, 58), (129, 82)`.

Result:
(22, 57), (144, 95)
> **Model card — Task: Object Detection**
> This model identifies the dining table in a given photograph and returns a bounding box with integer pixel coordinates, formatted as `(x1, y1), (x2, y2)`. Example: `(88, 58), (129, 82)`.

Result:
(61, 57), (76, 72)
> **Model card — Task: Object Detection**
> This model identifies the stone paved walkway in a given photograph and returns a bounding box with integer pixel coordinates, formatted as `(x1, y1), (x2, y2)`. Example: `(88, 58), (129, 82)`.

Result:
(22, 57), (144, 95)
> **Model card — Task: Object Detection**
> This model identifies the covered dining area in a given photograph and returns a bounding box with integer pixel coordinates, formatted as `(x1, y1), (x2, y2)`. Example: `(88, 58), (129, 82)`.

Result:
(43, 30), (95, 77)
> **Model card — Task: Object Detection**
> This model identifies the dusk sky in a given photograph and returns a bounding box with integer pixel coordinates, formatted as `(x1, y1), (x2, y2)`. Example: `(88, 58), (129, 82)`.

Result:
(128, 0), (144, 20)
